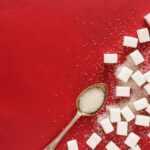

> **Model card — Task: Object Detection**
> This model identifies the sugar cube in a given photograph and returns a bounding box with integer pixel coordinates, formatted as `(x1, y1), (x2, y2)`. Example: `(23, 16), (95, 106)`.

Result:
(146, 106), (150, 114)
(109, 108), (121, 123)
(135, 115), (150, 127)
(99, 118), (114, 134)
(67, 140), (79, 150)
(131, 70), (146, 86)
(86, 133), (102, 149)
(129, 145), (141, 150)
(120, 106), (135, 122)
(148, 132), (150, 138)
(137, 28), (150, 43)
(117, 122), (128, 136)
(144, 13), (150, 26)
(116, 86), (130, 97)
(117, 66), (133, 83)
(124, 132), (140, 148)
(133, 97), (149, 111)
(129, 50), (144, 65)
(123, 36), (138, 48)
(144, 83), (150, 95)
(104, 54), (118, 64)
(144, 71), (150, 82)
(106, 141), (120, 150)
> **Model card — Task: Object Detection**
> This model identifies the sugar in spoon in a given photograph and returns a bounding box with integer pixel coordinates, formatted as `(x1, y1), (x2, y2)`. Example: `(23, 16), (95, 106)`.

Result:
(43, 83), (107, 150)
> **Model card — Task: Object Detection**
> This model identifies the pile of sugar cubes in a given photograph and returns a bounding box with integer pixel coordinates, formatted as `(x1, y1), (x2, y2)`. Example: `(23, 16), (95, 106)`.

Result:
(67, 13), (150, 150)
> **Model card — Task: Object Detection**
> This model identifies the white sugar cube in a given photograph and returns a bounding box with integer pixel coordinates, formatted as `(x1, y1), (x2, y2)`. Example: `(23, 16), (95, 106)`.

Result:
(137, 28), (150, 43)
(144, 71), (150, 82)
(133, 97), (149, 111)
(86, 133), (102, 149)
(130, 145), (141, 150)
(104, 54), (118, 64)
(123, 36), (138, 48)
(99, 118), (114, 134)
(120, 106), (135, 122)
(109, 108), (121, 123)
(148, 132), (150, 138)
(67, 140), (78, 150)
(144, 13), (150, 26)
(116, 86), (130, 97)
(106, 141), (120, 150)
(135, 115), (150, 127)
(129, 50), (144, 65)
(117, 66), (133, 83)
(117, 122), (128, 136)
(144, 83), (150, 95)
(124, 132), (140, 148)
(146, 106), (150, 114)
(131, 70), (146, 86)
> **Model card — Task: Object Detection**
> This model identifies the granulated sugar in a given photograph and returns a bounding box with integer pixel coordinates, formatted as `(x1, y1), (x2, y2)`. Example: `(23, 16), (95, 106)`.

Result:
(79, 88), (105, 114)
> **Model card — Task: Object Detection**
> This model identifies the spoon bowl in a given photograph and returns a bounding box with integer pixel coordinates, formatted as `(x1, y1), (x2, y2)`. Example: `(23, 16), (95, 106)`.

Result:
(77, 83), (107, 116)
(44, 83), (107, 150)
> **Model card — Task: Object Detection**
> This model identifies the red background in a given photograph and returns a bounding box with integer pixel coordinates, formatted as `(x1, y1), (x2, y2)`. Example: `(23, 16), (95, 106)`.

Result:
(0, 0), (150, 150)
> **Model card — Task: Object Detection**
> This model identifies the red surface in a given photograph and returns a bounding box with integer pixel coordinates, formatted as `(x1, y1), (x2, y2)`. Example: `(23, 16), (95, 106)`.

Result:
(0, 0), (150, 150)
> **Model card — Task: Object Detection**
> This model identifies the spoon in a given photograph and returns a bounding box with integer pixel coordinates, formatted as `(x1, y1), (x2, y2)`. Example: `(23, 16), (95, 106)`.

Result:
(43, 83), (107, 150)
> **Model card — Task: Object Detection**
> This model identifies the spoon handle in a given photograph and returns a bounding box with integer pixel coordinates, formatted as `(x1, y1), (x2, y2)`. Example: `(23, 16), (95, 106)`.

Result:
(43, 112), (82, 150)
